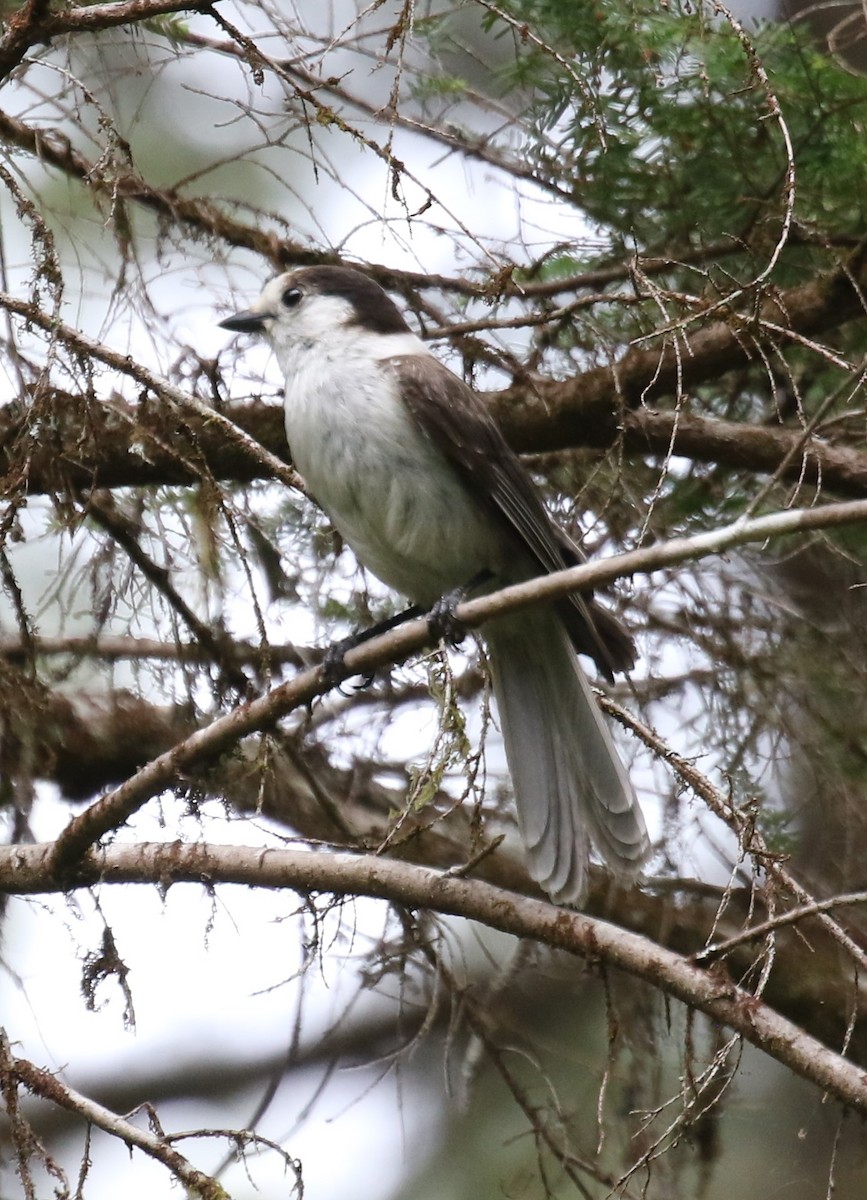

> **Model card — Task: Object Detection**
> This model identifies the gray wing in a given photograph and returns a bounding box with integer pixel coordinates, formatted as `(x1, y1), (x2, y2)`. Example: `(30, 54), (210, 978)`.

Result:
(390, 355), (634, 679)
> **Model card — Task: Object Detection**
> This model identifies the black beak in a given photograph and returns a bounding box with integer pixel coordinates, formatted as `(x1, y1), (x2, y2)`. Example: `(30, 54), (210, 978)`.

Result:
(218, 309), (267, 334)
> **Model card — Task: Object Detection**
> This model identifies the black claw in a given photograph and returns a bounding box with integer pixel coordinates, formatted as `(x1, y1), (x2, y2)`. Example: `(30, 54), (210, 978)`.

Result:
(322, 636), (377, 693)
(319, 604), (424, 692)
(320, 639), (352, 690)
(426, 570), (494, 648)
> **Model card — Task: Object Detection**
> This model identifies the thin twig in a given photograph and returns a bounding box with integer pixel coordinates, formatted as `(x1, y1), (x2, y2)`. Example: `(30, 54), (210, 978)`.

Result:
(86, 493), (252, 695)
(0, 290), (302, 491)
(603, 697), (867, 975)
(0, 1032), (228, 1200)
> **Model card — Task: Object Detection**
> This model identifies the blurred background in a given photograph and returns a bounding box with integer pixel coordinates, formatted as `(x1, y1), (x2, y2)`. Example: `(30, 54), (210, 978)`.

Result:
(2, 0), (867, 1195)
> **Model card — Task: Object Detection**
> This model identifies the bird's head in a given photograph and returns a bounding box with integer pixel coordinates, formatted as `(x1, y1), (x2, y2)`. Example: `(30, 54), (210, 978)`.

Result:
(219, 266), (412, 359)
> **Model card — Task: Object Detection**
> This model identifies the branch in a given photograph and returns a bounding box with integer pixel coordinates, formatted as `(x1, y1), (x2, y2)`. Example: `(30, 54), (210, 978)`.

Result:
(0, 677), (532, 895)
(0, 107), (305, 270)
(44, 497), (867, 869)
(605, 696), (867, 973)
(0, 82), (723, 314)
(0, 0), (213, 82)
(0, 0), (52, 83)
(625, 408), (867, 498)
(86, 493), (253, 695)
(0, 633), (309, 668)
(0, 106), (483, 299)
(2, 843), (866, 1114)
(0, 291), (302, 492)
(40, 0), (212, 36)
(9, 670), (867, 1061)
(460, 497), (867, 624)
(0, 390), (288, 494)
(695, 891), (867, 963)
(7, 350), (867, 507)
(490, 237), (867, 452)
(8, 389), (867, 501)
(1, 1032), (228, 1199)
(0, 88), (797, 306)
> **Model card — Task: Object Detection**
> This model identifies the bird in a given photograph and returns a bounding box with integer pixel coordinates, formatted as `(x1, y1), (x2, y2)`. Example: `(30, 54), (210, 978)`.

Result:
(219, 265), (649, 903)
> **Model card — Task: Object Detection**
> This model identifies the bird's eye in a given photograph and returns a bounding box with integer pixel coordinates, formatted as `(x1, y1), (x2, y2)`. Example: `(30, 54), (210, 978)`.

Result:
(281, 287), (303, 309)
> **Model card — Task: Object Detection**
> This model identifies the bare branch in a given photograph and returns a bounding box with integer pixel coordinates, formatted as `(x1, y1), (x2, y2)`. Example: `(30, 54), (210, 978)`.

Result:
(2, 843), (866, 1114)
(7, 386), (867, 501)
(0, 0), (52, 83)
(604, 697), (867, 974)
(9, 672), (867, 1068)
(86, 492), (253, 695)
(0, 633), (308, 667)
(491, 241), (867, 452)
(0, 290), (302, 491)
(696, 892), (867, 963)
(7, 257), (867, 498)
(0, 1032), (228, 1199)
(41, 0), (212, 37)
(625, 408), (867, 499)
(44, 497), (867, 869)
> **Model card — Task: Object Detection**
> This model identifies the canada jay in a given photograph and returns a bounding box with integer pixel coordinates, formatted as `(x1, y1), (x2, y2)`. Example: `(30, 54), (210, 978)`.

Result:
(220, 265), (648, 903)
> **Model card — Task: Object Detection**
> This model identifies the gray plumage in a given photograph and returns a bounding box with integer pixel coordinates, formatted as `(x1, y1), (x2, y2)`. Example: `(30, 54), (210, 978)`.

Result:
(220, 266), (649, 903)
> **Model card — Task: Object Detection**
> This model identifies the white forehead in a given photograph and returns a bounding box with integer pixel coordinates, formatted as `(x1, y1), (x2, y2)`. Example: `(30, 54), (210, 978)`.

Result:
(250, 274), (359, 345)
(253, 272), (293, 312)
(251, 273), (302, 311)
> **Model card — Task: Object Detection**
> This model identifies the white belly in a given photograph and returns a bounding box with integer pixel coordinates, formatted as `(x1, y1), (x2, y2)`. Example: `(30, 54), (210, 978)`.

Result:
(283, 350), (499, 605)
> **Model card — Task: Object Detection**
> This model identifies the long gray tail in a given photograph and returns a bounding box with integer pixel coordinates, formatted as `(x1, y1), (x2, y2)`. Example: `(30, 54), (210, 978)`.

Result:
(485, 608), (648, 904)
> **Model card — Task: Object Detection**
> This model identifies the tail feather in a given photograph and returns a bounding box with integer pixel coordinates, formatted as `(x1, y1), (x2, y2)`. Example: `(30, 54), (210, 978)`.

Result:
(486, 608), (648, 904)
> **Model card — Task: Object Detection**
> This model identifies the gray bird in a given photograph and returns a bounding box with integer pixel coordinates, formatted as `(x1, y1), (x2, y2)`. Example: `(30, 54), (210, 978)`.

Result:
(220, 265), (648, 903)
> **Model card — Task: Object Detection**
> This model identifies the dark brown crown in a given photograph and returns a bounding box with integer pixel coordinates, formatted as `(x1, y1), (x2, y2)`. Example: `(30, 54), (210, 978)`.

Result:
(296, 266), (410, 335)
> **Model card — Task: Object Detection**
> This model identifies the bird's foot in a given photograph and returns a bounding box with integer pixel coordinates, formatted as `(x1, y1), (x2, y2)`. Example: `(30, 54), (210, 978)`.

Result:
(427, 587), (469, 647)
(320, 634), (375, 693)
(320, 604), (424, 692)
(427, 569), (493, 647)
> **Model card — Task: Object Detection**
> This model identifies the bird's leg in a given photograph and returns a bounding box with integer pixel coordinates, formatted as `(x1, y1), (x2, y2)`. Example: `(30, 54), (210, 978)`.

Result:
(320, 603), (425, 689)
(427, 569), (493, 647)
